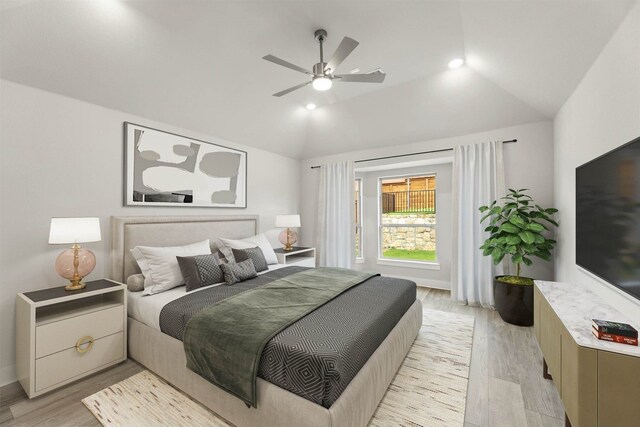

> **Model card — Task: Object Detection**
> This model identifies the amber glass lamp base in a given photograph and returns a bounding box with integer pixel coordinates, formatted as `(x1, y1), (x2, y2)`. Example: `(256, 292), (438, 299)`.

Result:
(279, 228), (298, 251)
(55, 244), (96, 291)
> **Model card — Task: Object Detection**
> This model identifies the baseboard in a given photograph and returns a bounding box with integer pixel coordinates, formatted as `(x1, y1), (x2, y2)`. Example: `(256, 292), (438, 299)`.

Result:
(0, 364), (16, 387)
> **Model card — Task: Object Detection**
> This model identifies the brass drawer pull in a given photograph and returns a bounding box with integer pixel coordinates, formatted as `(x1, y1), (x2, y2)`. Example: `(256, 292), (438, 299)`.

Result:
(75, 336), (94, 354)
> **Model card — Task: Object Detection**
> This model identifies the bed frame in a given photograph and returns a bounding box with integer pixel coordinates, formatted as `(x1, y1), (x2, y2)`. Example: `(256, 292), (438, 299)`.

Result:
(111, 215), (422, 427)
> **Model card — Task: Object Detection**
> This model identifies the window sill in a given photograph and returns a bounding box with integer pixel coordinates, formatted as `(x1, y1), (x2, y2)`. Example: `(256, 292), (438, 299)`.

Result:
(376, 258), (440, 270)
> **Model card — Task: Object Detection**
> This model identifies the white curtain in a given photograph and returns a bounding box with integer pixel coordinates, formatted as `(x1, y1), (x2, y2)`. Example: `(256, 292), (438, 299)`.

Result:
(451, 141), (505, 307)
(317, 161), (356, 268)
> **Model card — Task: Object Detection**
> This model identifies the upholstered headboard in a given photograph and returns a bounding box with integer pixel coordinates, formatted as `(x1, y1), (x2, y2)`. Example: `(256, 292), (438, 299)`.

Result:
(110, 215), (259, 282)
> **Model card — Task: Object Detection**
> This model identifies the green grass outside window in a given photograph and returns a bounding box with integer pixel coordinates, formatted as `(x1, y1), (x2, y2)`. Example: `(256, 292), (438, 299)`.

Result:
(382, 248), (436, 262)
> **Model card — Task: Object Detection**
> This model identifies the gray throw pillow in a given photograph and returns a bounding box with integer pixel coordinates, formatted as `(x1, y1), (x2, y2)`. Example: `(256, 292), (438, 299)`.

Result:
(220, 259), (258, 285)
(177, 254), (225, 292)
(126, 274), (145, 292)
(232, 247), (268, 272)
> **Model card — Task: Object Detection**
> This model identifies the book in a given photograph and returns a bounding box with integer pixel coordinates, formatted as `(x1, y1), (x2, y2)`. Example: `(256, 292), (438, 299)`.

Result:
(592, 319), (638, 338)
(592, 328), (638, 346)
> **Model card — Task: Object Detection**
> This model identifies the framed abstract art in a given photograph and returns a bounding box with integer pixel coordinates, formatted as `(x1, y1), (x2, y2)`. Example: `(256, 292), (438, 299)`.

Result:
(124, 122), (247, 208)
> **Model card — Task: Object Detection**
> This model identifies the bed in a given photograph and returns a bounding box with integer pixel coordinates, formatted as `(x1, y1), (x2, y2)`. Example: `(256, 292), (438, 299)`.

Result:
(111, 215), (423, 427)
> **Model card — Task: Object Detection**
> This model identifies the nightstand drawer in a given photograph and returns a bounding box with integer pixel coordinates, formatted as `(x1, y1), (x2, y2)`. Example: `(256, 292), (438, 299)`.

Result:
(35, 305), (124, 358)
(35, 331), (124, 392)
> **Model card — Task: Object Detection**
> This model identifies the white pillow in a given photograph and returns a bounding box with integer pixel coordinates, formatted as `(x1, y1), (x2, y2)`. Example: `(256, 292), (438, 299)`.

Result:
(131, 239), (211, 295)
(217, 234), (278, 265)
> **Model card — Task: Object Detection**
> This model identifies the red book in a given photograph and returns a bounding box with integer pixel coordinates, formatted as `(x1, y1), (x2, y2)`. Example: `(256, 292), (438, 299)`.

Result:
(592, 328), (638, 346)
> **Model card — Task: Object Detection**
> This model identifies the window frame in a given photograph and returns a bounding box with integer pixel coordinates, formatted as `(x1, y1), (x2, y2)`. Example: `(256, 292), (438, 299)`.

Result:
(376, 172), (439, 269)
(355, 178), (364, 261)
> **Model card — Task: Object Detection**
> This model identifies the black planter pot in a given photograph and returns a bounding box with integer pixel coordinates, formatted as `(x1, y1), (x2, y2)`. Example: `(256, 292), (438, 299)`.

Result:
(493, 276), (534, 326)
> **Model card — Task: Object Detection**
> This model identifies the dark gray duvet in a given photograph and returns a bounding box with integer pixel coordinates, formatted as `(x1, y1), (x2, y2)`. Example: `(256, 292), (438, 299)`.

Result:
(159, 266), (416, 408)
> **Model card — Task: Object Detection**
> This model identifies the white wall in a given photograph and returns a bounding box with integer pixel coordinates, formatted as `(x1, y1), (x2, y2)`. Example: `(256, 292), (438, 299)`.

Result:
(300, 120), (555, 287)
(554, 3), (640, 323)
(0, 80), (300, 385)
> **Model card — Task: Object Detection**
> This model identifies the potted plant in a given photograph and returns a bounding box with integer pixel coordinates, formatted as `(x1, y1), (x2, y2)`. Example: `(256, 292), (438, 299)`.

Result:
(479, 189), (558, 326)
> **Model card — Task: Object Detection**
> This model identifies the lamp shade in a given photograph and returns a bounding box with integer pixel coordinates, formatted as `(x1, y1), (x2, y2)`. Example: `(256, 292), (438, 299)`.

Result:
(276, 214), (301, 228)
(49, 217), (102, 244)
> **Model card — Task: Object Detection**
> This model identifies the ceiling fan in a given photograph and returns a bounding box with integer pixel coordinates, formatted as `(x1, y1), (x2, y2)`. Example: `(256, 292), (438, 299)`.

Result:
(263, 29), (386, 97)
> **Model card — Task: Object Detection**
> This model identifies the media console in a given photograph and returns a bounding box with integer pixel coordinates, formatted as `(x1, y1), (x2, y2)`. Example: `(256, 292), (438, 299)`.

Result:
(533, 280), (640, 427)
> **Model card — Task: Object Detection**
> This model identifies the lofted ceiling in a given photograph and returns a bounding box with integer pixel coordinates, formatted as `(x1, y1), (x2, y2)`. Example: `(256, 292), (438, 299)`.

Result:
(1, 0), (635, 159)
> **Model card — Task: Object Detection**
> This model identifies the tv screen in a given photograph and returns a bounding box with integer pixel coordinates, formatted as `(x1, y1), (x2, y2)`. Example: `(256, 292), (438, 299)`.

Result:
(576, 135), (640, 301)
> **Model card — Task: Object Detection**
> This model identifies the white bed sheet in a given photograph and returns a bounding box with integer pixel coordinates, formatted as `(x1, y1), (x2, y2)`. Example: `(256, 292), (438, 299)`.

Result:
(127, 263), (289, 331)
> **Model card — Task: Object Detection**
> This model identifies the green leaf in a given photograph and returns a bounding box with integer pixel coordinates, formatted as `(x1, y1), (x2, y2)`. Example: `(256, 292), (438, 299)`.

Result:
(527, 223), (545, 232)
(479, 206), (489, 212)
(483, 247), (493, 256)
(492, 248), (504, 263)
(512, 254), (523, 264)
(509, 215), (526, 228)
(480, 212), (493, 223)
(500, 223), (520, 234)
(518, 230), (536, 244)
(523, 257), (533, 266)
(534, 234), (545, 244)
(534, 250), (551, 261)
(545, 208), (558, 214)
(506, 235), (521, 245)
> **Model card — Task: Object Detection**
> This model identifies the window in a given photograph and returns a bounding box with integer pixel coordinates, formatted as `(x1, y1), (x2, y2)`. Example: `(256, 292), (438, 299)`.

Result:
(355, 178), (363, 259)
(379, 174), (436, 263)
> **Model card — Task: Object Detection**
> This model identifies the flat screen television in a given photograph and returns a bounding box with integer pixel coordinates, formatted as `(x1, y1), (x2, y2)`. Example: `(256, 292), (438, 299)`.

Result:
(576, 135), (640, 301)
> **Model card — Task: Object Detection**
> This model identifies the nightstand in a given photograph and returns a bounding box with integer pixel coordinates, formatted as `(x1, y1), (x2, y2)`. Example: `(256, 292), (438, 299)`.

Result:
(16, 279), (127, 398)
(274, 247), (316, 267)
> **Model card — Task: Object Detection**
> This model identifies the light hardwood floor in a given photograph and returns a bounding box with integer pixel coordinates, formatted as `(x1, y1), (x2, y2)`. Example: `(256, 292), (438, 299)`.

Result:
(0, 288), (564, 427)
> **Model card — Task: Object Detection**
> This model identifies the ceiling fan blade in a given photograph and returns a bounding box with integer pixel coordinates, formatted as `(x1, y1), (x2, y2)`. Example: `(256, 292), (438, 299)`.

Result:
(336, 72), (386, 83)
(263, 55), (311, 75)
(324, 37), (359, 74)
(272, 81), (311, 97)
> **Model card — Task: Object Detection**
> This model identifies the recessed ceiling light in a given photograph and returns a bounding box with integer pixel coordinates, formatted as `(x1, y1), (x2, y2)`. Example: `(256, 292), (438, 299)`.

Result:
(306, 103), (317, 110)
(350, 68), (361, 74)
(448, 58), (464, 69)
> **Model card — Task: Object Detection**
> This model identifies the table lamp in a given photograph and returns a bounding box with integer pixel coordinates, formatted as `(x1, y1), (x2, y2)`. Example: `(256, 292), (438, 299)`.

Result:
(48, 217), (101, 291)
(276, 215), (301, 251)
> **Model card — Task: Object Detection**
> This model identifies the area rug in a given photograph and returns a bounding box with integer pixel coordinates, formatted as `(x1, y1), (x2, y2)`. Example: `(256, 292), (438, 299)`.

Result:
(82, 309), (474, 427)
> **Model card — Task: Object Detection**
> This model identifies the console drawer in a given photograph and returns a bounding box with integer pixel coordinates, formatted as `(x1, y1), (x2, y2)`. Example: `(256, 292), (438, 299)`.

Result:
(35, 331), (124, 392)
(36, 305), (124, 358)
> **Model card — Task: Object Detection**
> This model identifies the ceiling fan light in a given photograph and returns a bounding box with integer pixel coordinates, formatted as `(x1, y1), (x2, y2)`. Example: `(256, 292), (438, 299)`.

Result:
(312, 76), (332, 91)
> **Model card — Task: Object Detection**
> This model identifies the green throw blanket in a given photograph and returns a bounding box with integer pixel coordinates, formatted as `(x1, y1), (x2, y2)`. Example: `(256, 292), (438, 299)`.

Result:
(183, 267), (378, 407)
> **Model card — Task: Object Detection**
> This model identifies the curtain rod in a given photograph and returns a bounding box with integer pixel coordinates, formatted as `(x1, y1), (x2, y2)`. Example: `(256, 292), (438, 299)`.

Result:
(309, 139), (518, 169)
